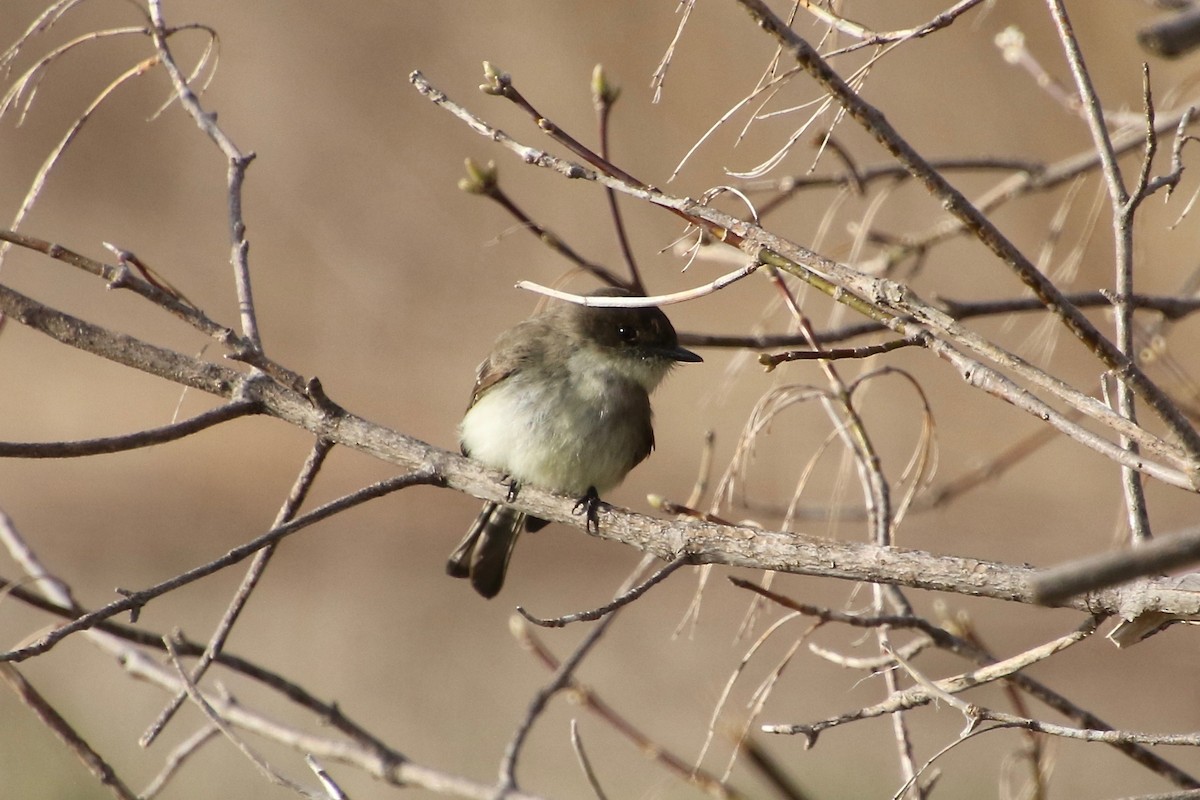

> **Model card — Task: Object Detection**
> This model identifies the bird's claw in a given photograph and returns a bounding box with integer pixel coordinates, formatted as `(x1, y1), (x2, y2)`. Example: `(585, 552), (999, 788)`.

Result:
(572, 486), (602, 534)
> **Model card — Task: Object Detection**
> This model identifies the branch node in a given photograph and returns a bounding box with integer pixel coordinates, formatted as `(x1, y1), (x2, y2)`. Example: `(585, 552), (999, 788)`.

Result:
(114, 588), (144, 623)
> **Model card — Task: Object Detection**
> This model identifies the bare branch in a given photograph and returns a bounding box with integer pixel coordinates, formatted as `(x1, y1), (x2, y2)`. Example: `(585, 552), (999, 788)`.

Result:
(146, 0), (260, 349)
(0, 400), (257, 457)
(762, 616), (1100, 740)
(733, 0), (1200, 463)
(0, 663), (138, 800)
(141, 437), (335, 746)
(516, 555), (690, 627)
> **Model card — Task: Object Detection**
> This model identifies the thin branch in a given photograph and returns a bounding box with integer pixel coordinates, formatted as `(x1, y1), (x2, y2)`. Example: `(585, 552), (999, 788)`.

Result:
(973, 710), (1200, 748)
(0, 400), (257, 457)
(497, 610), (617, 795)
(793, 0), (986, 49)
(409, 69), (1198, 488)
(0, 228), (239, 344)
(592, 65), (643, 294)
(0, 663), (138, 800)
(1045, 0), (1153, 546)
(0, 470), (438, 664)
(516, 555), (690, 627)
(141, 437), (335, 747)
(569, 720), (610, 800)
(146, 0), (260, 349)
(761, 616), (1100, 740)
(162, 637), (320, 798)
(733, 0), (1200, 463)
(512, 618), (752, 799)
(458, 159), (631, 289)
(682, 290), (1200, 350)
(741, 576), (1199, 786)
(759, 338), (916, 369)
(306, 755), (349, 800)
(139, 724), (220, 799)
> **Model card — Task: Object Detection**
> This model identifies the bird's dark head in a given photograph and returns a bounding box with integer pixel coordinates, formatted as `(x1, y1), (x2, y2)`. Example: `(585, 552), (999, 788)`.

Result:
(572, 287), (701, 361)
(559, 287), (702, 391)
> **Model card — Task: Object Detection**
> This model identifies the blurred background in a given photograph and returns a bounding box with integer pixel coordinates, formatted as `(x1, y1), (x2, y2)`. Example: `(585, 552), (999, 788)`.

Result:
(3, 1), (1200, 797)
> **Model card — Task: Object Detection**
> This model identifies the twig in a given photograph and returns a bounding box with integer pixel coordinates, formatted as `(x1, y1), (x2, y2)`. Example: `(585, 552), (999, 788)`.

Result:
(0, 228), (238, 343)
(458, 159), (630, 289)
(163, 637), (319, 797)
(139, 724), (220, 799)
(497, 611), (618, 796)
(0, 400), (257, 457)
(147, 0), (260, 350)
(480, 62), (644, 190)
(794, 0), (986, 50)
(728, 578), (943, 634)
(759, 338), (915, 369)
(682, 290), (1200, 351)
(0, 227), (313, 395)
(972, 709), (1200, 747)
(1045, 0), (1153, 545)
(306, 755), (349, 800)
(0, 663), (138, 800)
(734, 0), (1200, 464)
(936, 291), (1200, 321)
(569, 720), (610, 800)
(761, 616), (1100, 740)
(141, 437), (334, 746)
(0, 470), (438, 664)
(512, 618), (751, 799)
(409, 70), (1198, 488)
(592, 65), (644, 294)
(517, 555), (690, 627)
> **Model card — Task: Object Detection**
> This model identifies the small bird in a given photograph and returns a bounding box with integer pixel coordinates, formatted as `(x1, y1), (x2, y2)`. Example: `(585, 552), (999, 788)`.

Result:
(448, 287), (702, 598)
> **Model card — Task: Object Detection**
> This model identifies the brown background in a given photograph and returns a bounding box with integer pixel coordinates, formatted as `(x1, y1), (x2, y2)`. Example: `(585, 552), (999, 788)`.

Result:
(3, 1), (1200, 798)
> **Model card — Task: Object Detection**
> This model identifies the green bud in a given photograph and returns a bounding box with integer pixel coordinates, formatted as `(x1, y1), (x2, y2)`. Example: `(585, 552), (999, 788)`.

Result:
(591, 64), (621, 106)
(458, 158), (498, 194)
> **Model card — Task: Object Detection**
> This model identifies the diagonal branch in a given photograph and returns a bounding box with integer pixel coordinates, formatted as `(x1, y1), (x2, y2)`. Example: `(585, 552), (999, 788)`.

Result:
(732, 0), (1200, 464)
(408, 70), (1195, 488)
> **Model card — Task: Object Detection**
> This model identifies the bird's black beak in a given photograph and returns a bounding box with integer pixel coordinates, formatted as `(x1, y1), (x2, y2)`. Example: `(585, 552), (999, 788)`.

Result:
(667, 345), (703, 363)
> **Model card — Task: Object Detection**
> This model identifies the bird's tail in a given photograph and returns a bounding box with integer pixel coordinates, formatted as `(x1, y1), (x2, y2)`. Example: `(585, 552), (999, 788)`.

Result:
(446, 502), (525, 598)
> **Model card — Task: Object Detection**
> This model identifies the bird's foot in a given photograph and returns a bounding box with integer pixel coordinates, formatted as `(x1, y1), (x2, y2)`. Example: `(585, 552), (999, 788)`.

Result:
(503, 477), (520, 503)
(572, 486), (602, 534)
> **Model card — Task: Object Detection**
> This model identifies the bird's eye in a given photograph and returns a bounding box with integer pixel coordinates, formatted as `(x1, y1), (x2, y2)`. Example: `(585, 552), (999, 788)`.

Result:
(616, 325), (638, 343)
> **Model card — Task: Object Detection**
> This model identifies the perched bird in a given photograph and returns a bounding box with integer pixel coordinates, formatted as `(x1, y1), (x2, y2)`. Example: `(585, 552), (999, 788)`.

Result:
(448, 287), (702, 598)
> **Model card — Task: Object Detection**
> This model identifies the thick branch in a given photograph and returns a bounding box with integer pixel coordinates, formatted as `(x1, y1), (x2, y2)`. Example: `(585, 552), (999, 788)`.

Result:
(4, 282), (1200, 631)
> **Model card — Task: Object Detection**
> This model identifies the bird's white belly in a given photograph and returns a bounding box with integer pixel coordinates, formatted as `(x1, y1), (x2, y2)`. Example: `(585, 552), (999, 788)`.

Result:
(459, 369), (648, 496)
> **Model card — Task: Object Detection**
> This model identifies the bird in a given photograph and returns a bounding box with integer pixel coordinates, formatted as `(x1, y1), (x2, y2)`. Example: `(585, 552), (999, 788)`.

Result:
(447, 286), (702, 598)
